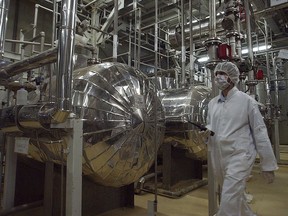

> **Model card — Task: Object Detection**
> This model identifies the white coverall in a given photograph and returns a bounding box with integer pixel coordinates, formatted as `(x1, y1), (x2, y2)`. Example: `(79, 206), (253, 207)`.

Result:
(206, 87), (278, 216)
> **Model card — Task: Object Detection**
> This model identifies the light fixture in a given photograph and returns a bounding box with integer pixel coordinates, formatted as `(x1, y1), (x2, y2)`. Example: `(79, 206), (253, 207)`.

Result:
(197, 45), (272, 63)
(198, 56), (209, 62)
(241, 45), (271, 54)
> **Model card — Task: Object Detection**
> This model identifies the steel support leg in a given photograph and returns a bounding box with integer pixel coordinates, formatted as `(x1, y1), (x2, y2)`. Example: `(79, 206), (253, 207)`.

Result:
(208, 150), (218, 216)
(2, 136), (17, 209)
(66, 119), (83, 216)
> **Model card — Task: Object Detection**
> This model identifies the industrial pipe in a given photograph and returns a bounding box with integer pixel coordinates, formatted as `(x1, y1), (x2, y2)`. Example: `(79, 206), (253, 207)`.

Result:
(56, 0), (77, 112)
(209, 0), (216, 38)
(0, 0), (10, 59)
(154, 0), (159, 212)
(180, 0), (186, 87)
(272, 56), (281, 163)
(244, 0), (256, 97)
(189, 0), (194, 85)
(113, 0), (118, 62)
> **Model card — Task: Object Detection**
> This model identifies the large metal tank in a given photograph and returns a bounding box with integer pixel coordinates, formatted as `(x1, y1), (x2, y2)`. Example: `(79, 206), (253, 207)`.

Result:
(28, 62), (165, 187)
(159, 86), (211, 159)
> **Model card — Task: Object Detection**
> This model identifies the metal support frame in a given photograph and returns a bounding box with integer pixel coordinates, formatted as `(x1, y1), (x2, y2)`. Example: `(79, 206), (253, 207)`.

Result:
(66, 119), (83, 216)
(2, 136), (17, 210)
(44, 161), (54, 216)
(52, 118), (84, 216)
(207, 0), (219, 215)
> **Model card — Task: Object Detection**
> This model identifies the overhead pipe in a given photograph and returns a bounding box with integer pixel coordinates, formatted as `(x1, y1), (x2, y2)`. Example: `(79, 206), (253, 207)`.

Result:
(0, 0), (10, 59)
(56, 0), (77, 112)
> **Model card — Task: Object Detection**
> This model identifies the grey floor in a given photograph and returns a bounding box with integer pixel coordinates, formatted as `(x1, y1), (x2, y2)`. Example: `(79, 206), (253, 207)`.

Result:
(97, 164), (288, 216)
(9, 163), (288, 216)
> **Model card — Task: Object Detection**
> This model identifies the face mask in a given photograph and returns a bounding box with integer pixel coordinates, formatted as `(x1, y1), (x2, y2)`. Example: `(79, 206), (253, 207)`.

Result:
(214, 74), (230, 90)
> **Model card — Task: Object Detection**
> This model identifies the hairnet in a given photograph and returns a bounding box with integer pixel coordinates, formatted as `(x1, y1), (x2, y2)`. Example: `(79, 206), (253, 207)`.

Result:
(214, 62), (240, 84)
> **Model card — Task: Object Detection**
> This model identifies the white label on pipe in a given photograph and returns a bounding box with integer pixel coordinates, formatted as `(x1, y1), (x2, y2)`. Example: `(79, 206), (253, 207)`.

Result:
(15, 137), (30, 155)
(278, 49), (288, 60)
(113, 35), (118, 58)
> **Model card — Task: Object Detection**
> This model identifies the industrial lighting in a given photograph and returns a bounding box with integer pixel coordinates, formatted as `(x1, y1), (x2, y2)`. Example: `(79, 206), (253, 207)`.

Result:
(198, 56), (209, 62)
(241, 45), (272, 54)
(197, 45), (272, 63)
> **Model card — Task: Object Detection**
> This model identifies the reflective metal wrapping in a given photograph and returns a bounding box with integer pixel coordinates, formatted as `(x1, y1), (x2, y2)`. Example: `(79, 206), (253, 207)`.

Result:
(29, 62), (165, 187)
(160, 86), (211, 160)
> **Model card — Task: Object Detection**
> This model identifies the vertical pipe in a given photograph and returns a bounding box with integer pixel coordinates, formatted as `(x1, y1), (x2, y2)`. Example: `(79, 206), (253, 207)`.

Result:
(19, 29), (24, 59)
(0, 0), (10, 58)
(51, 0), (57, 102)
(112, 0), (118, 62)
(209, 0), (216, 38)
(272, 56), (280, 162)
(2, 136), (17, 210)
(133, 0), (137, 68)
(128, 19), (132, 66)
(244, 0), (255, 96)
(51, 0), (57, 47)
(137, 8), (141, 69)
(11, 0), (19, 53)
(91, 5), (100, 60)
(189, 0), (194, 85)
(56, 0), (77, 111)
(32, 4), (39, 54)
(264, 19), (272, 120)
(244, 1), (253, 69)
(207, 2), (218, 214)
(180, 0), (186, 86)
(244, 0), (253, 63)
(154, 0), (158, 212)
(40, 31), (45, 52)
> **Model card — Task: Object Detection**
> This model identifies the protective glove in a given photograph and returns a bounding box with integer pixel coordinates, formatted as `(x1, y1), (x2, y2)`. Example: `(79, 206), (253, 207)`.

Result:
(199, 129), (211, 137)
(262, 171), (275, 184)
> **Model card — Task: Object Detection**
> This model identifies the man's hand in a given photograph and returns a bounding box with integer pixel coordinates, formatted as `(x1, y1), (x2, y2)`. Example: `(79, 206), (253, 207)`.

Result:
(262, 171), (275, 184)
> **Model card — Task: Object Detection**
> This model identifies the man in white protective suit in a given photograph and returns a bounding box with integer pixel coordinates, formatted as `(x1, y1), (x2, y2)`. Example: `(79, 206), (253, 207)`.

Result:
(206, 61), (278, 216)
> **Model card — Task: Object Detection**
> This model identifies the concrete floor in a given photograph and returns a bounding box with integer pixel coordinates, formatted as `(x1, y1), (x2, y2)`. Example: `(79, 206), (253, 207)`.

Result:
(9, 164), (288, 216)
(97, 165), (288, 216)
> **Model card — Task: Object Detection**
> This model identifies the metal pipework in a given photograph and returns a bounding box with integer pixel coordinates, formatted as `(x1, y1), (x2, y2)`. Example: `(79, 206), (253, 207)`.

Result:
(0, 0), (10, 59)
(204, 0), (221, 70)
(189, 0), (194, 85)
(209, 0), (216, 38)
(272, 57), (280, 163)
(180, 0), (186, 87)
(223, 0), (243, 61)
(244, 0), (257, 97)
(56, 0), (77, 112)
(113, 0), (118, 62)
